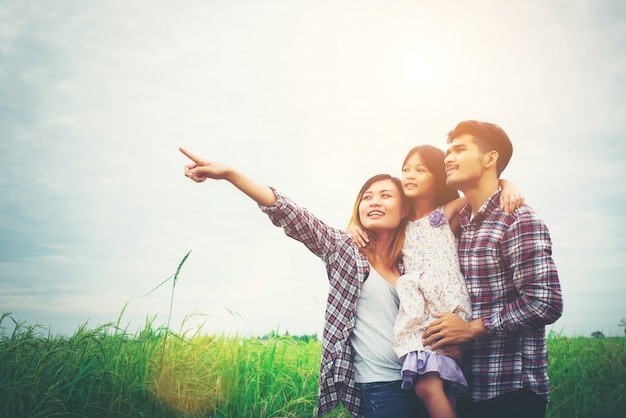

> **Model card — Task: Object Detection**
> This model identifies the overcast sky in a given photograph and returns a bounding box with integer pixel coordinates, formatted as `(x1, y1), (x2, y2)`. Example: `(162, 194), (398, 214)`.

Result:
(1, 0), (625, 339)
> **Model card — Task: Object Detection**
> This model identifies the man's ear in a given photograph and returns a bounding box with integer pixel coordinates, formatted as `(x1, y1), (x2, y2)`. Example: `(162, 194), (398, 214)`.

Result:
(484, 150), (499, 169)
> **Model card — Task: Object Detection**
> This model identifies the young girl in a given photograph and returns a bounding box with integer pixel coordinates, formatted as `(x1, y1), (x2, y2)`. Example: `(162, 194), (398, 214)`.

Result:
(179, 147), (427, 418)
(350, 145), (522, 418)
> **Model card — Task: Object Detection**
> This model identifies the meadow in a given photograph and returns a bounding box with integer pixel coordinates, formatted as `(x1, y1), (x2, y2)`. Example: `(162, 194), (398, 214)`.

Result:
(1, 312), (625, 418)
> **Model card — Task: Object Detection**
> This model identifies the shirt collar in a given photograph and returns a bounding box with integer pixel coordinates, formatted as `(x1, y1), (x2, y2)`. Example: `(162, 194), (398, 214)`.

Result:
(461, 189), (503, 226)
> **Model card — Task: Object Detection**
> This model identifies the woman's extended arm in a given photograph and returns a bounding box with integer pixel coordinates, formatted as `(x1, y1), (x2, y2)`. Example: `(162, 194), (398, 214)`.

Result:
(180, 147), (276, 206)
(180, 147), (346, 262)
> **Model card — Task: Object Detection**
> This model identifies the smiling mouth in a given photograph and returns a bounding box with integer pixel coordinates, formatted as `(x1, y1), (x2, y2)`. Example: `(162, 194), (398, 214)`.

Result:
(368, 210), (384, 217)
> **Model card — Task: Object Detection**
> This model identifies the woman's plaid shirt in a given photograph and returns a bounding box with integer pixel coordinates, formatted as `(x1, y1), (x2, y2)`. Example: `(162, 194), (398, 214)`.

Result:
(260, 189), (369, 417)
(457, 190), (563, 403)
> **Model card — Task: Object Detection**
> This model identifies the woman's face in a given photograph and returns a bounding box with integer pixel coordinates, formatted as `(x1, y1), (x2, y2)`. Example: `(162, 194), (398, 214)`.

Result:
(358, 179), (405, 232)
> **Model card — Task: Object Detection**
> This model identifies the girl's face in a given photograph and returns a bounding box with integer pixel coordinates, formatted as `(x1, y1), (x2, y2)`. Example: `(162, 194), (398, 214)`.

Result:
(401, 152), (436, 201)
(358, 179), (405, 232)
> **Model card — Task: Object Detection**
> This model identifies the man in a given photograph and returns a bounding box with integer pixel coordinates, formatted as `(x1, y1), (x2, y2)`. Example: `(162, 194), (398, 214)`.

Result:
(423, 120), (563, 418)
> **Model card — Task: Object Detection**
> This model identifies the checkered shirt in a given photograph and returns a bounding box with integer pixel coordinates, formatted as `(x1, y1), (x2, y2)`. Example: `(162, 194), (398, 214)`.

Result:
(260, 189), (368, 417)
(457, 190), (563, 402)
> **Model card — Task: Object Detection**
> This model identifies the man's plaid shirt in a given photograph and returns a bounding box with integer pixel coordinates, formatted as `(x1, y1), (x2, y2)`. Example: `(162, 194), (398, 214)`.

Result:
(457, 190), (563, 402)
(260, 189), (370, 417)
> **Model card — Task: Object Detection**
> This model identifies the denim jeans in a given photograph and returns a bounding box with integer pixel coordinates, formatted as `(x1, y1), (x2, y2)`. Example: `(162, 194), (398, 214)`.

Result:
(458, 389), (547, 418)
(359, 380), (429, 418)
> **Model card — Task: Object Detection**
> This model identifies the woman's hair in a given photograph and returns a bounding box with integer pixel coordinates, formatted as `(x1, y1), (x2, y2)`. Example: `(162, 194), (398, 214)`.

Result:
(347, 174), (411, 268)
(402, 145), (459, 206)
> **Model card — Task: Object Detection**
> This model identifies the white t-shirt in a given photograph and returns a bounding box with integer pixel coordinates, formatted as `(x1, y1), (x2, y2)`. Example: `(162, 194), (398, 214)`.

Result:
(350, 265), (403, 383)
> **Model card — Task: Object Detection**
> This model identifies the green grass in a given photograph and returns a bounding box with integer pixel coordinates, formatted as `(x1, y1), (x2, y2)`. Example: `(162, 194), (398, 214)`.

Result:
(0, 312), (345, 417)
(2, 256), (623, 417)
(547, 333), (626, 418)
(1, 312), (624, 417)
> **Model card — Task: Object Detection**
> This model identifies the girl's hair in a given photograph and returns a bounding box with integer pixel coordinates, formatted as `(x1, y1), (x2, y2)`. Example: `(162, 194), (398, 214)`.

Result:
(347, 174), (411, 268)
(402, 145), (459, 206)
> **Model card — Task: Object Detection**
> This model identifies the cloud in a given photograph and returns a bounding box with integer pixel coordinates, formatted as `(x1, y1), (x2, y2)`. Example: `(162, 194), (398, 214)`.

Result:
(0, 0), (625, 338)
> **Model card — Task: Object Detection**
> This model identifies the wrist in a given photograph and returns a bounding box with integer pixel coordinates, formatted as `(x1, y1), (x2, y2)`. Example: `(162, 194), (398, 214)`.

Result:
(469, 318), (488, 338)
(223, 167), (239, 183)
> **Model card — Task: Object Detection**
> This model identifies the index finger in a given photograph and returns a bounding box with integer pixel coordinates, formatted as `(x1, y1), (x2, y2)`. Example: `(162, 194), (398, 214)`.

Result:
(179, 147), (203, 163)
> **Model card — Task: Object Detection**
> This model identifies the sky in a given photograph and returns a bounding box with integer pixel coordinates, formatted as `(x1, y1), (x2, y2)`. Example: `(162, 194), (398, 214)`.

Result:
(1, 0), (625, 339)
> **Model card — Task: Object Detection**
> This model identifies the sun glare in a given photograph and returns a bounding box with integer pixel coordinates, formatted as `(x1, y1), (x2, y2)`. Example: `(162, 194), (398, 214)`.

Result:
(396, 46), (450, 94)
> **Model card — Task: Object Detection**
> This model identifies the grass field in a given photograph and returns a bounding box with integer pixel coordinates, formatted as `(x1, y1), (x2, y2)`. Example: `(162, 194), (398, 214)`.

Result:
(1, 312), (624, 418)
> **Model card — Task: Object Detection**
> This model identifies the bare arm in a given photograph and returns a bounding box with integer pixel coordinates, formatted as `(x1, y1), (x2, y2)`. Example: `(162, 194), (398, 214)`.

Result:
(499, 178), (524, 214)
(347, 224), (369, 247)
(443, 197), (466, 233)
(179, 147), (276, 206)
(180, 147), (349, 268)
(441, 179), (523, 234)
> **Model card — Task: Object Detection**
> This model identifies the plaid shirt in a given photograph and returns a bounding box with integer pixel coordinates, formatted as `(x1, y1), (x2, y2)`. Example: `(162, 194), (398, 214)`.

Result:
(260, 189), (369, 417)
(457, 190), (563, 402)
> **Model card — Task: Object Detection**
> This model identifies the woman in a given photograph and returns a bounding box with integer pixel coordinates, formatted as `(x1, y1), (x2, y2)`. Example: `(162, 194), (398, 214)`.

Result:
(180, 147), (426, 417)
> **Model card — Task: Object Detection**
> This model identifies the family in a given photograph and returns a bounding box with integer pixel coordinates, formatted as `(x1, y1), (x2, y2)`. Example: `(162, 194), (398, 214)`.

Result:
(180, 120), (563, 418)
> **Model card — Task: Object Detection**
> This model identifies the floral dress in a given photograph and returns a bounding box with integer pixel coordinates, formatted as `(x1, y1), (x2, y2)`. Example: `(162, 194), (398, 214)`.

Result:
(393, 207), (472, 395)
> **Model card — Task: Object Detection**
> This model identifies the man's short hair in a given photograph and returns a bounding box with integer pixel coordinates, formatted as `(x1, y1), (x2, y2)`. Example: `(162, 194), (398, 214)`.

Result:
(447, 120), (513, 176)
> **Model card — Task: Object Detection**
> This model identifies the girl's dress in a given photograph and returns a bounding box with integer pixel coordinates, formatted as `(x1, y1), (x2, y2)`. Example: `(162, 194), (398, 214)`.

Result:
(393, 207), (472, 396)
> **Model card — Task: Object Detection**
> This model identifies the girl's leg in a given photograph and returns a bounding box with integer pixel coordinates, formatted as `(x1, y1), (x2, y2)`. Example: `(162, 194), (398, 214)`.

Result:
(414, 372), (456, 418)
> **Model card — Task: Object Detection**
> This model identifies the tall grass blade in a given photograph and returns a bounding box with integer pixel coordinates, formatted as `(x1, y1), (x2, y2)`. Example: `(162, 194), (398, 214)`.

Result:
(157, 250), (192, 370)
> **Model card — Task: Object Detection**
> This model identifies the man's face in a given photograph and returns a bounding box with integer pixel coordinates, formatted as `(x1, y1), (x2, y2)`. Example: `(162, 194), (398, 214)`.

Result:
(444, 134), (486, 191)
